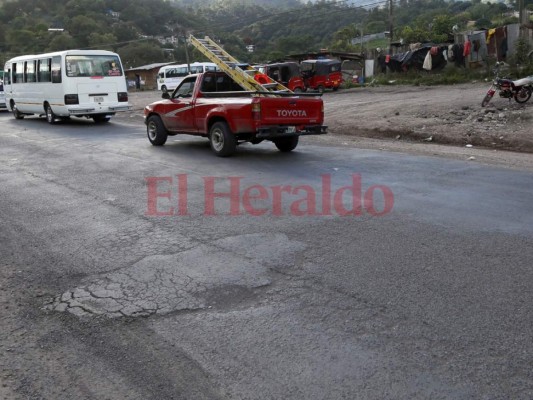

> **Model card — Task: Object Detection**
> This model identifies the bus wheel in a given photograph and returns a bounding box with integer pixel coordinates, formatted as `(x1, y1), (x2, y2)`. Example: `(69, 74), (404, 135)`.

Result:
(45, 103), (56, 124)
(93, 115), (111, 123)
(11, 102), (24, 120)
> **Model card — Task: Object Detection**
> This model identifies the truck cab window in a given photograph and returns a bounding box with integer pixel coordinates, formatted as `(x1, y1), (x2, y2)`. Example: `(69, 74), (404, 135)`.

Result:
(173, 77), (196, 98)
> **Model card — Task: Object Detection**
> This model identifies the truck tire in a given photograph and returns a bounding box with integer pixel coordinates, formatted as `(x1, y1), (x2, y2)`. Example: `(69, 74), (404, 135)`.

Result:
(317, 85), (325, 94)
(274, 136), (299, 152)
(146, 115), (168, 146)
(209, 121), (236, 157)
(161, 85), (168, 93)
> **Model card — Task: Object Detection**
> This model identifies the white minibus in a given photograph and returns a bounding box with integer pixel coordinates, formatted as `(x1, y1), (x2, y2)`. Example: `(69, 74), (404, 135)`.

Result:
(157, 62), (217, 92)
(3, 49), (131, 123)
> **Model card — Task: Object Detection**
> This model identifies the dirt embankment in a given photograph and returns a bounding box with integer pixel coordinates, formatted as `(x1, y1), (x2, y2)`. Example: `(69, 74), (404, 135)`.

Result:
(122, 82), (533, 153)
(323, 82), (533, 153)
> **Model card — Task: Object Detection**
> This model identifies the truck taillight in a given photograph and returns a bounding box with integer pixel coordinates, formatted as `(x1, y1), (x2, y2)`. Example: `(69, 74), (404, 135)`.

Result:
(252, 102), (261, 121)
(118, 92), (128, 102)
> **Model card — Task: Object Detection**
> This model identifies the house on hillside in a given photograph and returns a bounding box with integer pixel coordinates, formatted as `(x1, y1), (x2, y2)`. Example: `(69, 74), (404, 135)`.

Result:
(125, 62), (173, 90)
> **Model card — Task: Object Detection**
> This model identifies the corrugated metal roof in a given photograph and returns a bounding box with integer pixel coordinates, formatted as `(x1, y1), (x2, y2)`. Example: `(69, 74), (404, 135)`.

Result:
(125, 62), (173, 71)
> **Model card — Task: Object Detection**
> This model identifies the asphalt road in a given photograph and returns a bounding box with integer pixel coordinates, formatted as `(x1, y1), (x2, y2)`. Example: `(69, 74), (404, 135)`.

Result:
(0, 111), (532, 399)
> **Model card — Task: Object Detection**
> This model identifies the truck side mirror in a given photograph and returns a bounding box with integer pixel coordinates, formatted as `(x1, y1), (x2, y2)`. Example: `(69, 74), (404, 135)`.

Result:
(162, 92), (170, 99)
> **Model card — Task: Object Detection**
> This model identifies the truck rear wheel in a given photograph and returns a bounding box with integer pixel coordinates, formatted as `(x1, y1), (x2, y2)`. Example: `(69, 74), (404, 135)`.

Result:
(209, 121), (236, 157)
(274, 136), (299, 152)
(146, 115), (168, 146)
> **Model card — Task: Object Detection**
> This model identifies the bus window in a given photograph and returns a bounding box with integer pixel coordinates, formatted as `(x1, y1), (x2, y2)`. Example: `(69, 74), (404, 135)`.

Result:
(14, 62), (24, 83)
(38, 59), (51, 82)
(166, 68), (178, 78)
(65, 55), (123, 77)
(4, 67), (11, 85)
(51, 56), (62, 83)
(25, 61), (36, 83)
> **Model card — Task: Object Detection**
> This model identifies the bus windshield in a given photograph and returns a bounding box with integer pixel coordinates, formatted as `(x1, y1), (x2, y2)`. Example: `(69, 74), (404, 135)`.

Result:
(65, 55), (123, 77)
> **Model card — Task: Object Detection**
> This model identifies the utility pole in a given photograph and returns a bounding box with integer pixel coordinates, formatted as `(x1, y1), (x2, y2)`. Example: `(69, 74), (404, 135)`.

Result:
(182, 32), (191, 72)
(388, 0), (394, 55)
(518, 0), (526, 38)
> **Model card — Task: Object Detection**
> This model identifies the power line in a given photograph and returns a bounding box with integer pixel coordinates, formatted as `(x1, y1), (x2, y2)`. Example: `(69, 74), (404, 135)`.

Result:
(202, 0), (393, 32)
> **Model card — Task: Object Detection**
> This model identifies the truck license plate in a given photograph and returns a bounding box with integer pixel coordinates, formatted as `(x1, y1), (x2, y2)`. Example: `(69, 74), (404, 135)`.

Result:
(94, 96), (104, 103)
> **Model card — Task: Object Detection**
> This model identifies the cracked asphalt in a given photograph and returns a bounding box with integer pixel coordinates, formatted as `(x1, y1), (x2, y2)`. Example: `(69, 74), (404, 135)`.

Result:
(46, 233), (304, 318)
(0, 109), (532, 399)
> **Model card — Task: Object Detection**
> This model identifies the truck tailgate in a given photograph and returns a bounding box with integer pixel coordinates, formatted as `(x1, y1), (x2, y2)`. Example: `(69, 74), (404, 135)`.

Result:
(258, 97), (323, 125)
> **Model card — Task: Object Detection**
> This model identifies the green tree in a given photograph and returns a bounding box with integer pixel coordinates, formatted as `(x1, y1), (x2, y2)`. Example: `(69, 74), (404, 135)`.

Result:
(88, 33), (118, 50)
(66, 15), (101, 47)
(46, 33), (78, 51)
(118, 42), (164, 68)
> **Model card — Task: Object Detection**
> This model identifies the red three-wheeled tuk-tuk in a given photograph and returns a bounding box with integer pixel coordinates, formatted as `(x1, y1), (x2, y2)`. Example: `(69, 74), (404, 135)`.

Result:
(300, 59), (343, 93)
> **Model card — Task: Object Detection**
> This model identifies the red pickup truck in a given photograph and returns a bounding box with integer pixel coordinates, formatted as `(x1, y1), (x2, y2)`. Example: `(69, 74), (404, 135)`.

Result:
(143, 71), (327, 157)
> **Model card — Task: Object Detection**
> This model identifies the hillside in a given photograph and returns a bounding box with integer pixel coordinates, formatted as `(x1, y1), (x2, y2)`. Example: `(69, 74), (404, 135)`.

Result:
(0, 0), (526, 68)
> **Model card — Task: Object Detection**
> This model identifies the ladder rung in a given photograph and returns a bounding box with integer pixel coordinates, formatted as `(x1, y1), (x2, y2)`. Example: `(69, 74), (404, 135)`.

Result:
(189, 34), (292, 96)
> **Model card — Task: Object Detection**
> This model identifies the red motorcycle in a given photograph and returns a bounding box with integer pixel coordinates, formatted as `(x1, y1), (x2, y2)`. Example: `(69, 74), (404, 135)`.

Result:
(481, 62), (533, 107)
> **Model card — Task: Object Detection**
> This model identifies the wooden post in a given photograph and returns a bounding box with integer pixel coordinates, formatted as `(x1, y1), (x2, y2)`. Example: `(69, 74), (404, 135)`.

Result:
(388, 0), (394, 54)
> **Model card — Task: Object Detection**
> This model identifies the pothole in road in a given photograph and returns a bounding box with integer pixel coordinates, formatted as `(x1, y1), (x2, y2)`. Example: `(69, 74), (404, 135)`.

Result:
(44, 233), (306, 318)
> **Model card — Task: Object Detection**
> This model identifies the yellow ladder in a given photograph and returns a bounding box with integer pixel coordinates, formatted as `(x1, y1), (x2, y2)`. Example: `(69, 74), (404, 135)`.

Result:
(188, 35), (292, 95)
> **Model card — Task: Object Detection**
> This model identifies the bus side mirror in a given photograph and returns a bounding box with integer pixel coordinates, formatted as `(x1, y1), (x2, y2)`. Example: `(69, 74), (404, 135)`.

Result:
(162, 92), (170, 99)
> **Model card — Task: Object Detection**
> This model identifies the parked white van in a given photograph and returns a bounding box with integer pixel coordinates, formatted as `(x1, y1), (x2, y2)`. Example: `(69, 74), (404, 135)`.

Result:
(157, 62), (217, 92)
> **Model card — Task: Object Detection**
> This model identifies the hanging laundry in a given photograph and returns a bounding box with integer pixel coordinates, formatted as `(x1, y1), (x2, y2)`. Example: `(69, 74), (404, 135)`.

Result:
(453, 44), (465, 67)
(463, 40), (471, 57)
(423, 50), (432, 70)
(499, 38), (508, 60)
(486, 28), (496, 44)
(448, 44), (455, 61)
